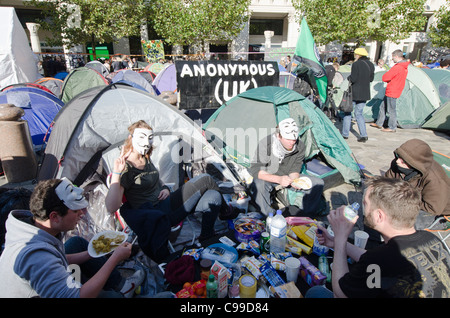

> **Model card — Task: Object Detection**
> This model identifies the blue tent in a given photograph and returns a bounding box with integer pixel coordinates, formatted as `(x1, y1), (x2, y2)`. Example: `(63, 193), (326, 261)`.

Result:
(0, 86), (64, 146)
(110, 69), (157, 95)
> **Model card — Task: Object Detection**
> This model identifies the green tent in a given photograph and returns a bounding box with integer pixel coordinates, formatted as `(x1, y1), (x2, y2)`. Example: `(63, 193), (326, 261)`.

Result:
(203, 86), (361, 186)
(60, 67), (109, 104)
(363, 65), (441, 128)
(422, 68), (450, 105)
(421, 101), (450, 132)
(432, 150), (450, 178)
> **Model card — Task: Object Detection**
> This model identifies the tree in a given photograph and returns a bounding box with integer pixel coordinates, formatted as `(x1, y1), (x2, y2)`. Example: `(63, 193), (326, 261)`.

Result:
(291, 0), (427, 46)
(428, 0), (450, 48)
(26, 0), (151, 59)
(149, 0), (251, 54)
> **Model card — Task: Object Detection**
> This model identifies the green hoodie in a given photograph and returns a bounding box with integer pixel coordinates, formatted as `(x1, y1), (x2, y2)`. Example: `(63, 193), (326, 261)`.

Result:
(385, 139), (450, 216)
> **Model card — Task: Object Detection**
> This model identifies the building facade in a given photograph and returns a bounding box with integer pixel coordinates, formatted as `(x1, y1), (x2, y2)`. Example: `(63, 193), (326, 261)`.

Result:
(2, 0), (448, 68)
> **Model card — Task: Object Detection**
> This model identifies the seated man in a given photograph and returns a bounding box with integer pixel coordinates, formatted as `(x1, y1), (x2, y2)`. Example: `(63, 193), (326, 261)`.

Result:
(248, 118), (324, 217)
(384, 139), (450, 229)
(0, 178), (142, 298)
(309, 177), (450, 298)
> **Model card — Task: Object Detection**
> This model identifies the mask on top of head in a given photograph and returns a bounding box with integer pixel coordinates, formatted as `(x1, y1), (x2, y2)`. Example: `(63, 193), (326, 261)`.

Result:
(132, 127), (153, 155)
(55, 177), (88, 210)
(278, 118), (299, 140)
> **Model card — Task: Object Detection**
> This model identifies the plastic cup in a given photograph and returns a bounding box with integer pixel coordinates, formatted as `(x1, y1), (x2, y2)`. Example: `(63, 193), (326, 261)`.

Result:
(354, 230), (369, 249)
(284, 257), (301, 283)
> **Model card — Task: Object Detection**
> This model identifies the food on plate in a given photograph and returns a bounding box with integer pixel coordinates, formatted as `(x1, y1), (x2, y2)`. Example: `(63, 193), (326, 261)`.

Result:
(92, 233), (125, 254)
(291, 177), (312, 190)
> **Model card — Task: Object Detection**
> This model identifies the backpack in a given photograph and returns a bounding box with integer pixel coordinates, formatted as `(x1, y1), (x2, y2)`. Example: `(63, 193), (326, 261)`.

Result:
(293, 76), (312, 97)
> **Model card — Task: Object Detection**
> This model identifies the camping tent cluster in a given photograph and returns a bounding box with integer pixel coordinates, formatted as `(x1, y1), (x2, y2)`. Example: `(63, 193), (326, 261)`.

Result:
(333, 65), (450, 132)
(0, 55), (175, 148)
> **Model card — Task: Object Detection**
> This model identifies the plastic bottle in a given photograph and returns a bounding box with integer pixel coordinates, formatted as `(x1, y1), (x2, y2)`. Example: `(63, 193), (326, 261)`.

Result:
(318, 254), (331, 283)
(270, 210), (287, 253)
(206, 274), (218, 298)
(266, 211), (274, 232)
(344, 202), (360, 221)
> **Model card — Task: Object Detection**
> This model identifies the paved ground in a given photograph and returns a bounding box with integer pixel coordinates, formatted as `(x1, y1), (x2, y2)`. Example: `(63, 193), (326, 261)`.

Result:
(324, 119), (450, 210)
(322, 120), (450, 245)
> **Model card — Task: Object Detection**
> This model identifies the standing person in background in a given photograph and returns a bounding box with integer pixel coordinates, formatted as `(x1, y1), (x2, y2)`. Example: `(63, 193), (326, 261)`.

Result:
(341, 47), (375, 143)
(370, 50), (410, 132)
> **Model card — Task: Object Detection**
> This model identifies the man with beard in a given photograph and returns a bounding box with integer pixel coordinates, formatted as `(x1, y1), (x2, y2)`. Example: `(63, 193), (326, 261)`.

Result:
(307, 177), (450, 298)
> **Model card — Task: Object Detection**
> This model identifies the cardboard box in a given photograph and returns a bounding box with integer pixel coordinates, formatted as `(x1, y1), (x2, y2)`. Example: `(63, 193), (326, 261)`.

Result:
(299, 256), (326, 286)
(211, 260), (228, 298)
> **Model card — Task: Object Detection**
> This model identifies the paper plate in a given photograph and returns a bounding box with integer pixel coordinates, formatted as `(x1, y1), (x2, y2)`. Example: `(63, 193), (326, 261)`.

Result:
(88, 230), (128, 258)
(292, 176), (312, 190)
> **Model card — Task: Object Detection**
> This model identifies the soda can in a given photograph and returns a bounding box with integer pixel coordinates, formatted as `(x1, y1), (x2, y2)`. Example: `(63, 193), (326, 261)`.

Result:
(260, 232), (270, 253)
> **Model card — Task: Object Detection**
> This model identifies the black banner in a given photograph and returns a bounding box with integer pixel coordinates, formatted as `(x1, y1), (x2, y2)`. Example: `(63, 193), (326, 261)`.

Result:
(175, 60), (279, 110)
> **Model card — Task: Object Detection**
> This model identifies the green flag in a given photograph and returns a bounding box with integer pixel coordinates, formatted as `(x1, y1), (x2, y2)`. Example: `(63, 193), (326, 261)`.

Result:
(293, 17), (328, 104)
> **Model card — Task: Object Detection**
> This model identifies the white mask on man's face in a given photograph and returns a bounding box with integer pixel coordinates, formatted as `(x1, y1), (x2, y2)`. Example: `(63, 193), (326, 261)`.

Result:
(55, 178), (88, 210)
(132, 128), (153, 155)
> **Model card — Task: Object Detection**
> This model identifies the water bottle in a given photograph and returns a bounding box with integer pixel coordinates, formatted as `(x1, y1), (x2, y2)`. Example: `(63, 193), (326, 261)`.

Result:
(344, 202), (360, 221)
(270, 210), (287, 253)
(206, 274), (218, 298)
(266, 211), (274, 232)
(318, 254), (331, 283)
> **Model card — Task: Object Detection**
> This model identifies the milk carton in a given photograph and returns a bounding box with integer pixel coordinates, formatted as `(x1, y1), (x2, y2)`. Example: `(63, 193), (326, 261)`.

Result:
(211, 260), (228, 298)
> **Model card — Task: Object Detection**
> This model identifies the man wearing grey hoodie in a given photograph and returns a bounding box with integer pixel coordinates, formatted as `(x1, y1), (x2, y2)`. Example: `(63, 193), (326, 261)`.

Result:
(0, 178), (136, 298)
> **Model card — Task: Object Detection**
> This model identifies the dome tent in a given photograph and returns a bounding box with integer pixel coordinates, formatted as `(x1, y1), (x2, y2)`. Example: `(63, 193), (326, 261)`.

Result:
(60, 67), (109, 104)
(0, 86), (63, 146)
(203, 86), (361, 187)
(364, 66), (441, 128)
(38, 82), (242, 260)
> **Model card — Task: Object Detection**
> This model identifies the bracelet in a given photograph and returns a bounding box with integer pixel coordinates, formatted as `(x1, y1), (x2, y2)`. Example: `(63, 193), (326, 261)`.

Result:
(112, 172), (121, 175)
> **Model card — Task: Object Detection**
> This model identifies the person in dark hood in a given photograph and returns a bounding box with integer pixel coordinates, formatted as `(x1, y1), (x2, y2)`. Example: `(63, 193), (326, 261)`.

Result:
(384, 139), (450, 229)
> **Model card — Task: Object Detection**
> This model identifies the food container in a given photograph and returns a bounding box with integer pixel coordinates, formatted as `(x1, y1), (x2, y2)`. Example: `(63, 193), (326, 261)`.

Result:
(299, 256), (326, 286)
(233, 217), (265, 243)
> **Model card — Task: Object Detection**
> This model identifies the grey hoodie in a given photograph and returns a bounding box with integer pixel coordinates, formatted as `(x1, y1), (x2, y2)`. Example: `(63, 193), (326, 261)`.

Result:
(0, 210), (80, 298)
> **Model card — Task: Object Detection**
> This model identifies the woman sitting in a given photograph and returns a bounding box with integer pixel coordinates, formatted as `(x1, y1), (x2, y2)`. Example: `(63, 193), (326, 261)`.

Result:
(105, 120), (223, 261)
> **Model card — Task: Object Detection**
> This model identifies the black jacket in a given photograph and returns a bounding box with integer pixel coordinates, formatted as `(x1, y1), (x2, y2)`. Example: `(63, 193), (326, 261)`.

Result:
(249, 134), (306, 179)
(347, 57), (375, 102)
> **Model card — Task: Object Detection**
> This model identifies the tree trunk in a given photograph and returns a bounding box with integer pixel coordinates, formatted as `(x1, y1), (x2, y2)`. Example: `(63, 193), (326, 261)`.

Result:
(91, 34), (97, 60)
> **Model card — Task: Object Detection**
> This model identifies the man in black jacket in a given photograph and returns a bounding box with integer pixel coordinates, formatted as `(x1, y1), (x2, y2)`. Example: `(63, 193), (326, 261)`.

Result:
(341, 48), (375, 142)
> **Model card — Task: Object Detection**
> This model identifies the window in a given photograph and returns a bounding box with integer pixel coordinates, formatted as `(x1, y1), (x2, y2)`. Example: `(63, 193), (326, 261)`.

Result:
(249, 19), (283, 36)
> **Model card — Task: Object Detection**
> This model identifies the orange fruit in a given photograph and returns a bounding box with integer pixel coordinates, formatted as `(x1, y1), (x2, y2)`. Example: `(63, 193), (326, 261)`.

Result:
(183, 282), (192, 289)
(195, 287), (205, 296)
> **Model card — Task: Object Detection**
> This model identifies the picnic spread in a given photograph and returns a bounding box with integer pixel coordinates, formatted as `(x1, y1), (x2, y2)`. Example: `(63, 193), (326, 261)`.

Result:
(158, 211), (333, 299)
